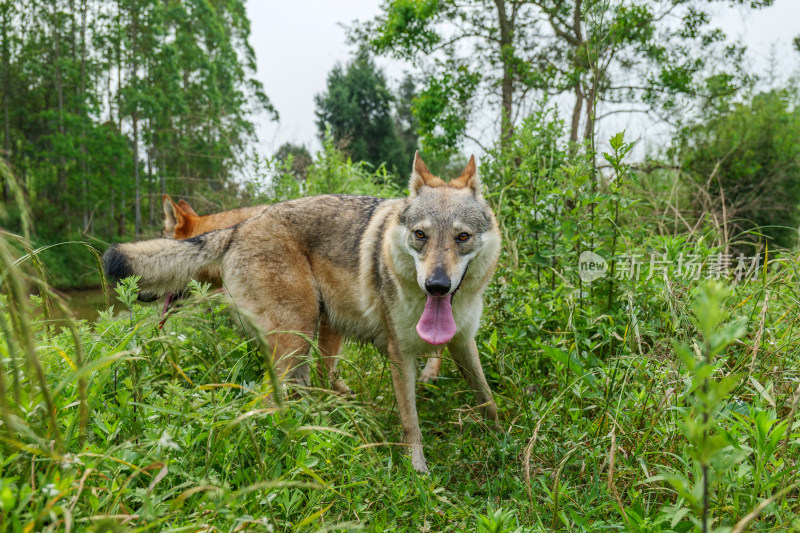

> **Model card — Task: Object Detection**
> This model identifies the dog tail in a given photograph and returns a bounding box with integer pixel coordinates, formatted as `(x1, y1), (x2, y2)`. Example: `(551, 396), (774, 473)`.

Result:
(103, 226), (236, 300)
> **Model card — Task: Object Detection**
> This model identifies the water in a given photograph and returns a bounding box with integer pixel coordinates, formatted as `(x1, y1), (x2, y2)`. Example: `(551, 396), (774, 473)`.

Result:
(51, 287), (124, 322)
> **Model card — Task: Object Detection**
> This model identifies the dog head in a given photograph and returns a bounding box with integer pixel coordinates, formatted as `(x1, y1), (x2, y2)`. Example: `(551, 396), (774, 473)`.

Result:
(161, 195), (199, 239)
(400, 152), (496, 344)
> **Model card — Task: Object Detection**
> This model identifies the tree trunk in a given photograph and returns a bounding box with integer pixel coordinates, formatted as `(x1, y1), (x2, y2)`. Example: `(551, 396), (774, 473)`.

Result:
(1, 3), (10, 202)
(570, 84), (583, 144)
(493, 0), (514, 146)
(569, 0), (584, 145)
(132, 4), (141, 236)
(133, 114), (141, 235)
(80, 0), (88, 231)
(583, 83), (597, 141)
(52, 0), (68, 213)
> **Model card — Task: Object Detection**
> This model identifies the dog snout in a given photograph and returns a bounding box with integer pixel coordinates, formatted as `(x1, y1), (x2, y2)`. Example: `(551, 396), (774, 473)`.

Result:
(425, 268), (451, 296)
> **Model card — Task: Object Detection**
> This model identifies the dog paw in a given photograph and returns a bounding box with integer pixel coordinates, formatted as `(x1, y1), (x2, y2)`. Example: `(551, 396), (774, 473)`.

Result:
(332, 379), (355, 397)
(411, 451), (428, 473)
(419, 357), (442, 384)
(419, 370), (437, 384)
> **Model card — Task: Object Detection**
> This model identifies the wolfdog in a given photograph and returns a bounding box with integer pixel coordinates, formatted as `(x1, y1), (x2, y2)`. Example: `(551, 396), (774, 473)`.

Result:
(104, 153), (500, 472)
(160, 194), (445, 388)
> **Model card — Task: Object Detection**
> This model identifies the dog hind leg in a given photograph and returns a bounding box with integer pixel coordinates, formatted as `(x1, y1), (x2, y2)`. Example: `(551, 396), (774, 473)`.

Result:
(419, 356), (442, 383)
(448, 337), (499, 425)
(225, 256), (319, 389)
(316, 317), (351, 394)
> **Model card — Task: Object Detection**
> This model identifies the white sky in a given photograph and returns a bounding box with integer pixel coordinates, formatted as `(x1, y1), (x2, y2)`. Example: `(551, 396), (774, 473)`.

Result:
(245, 0), (800, 161)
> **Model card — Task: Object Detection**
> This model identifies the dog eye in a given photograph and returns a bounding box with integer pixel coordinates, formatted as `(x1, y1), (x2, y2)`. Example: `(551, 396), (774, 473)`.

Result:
(457, 232), (471, 242)
(414, 230), (427, 240)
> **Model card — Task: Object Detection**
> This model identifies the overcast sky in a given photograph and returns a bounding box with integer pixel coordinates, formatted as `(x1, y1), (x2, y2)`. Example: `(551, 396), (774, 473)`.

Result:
(245, 0), (800, 160)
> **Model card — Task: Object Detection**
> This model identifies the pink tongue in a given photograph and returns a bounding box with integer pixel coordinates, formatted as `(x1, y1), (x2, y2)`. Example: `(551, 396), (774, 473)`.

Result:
(161, 292), (175, 318)
(416, 295), (457, 345)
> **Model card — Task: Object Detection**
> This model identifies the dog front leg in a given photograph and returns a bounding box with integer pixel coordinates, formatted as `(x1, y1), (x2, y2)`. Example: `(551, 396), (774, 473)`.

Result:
(448, 337), (499, 424)
(387, 340), (427, 472)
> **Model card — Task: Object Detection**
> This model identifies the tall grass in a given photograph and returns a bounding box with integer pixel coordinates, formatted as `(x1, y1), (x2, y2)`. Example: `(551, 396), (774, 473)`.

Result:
(1, 138), (799, 531)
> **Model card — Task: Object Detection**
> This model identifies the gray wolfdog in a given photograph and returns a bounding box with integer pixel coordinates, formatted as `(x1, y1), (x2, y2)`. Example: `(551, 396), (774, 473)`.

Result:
(103, 152), (501, 472)
(159, 194), (444, 390)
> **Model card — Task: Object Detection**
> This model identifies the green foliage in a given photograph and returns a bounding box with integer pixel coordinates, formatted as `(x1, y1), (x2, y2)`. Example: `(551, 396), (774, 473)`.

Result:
(413, 63), (481, 154)
(3, 4), (800, 528)
(274, 143), (313, 182)
(395, 74), (420, 161)
(269, 133), (401, 202)
(314, 50), (415, 181)
(675, 90), (800, 249)
(664, 283), (748, 531)
(0, 0), (272, 245)
(2, 126), (800, 531)
(357, 0), (773, 148)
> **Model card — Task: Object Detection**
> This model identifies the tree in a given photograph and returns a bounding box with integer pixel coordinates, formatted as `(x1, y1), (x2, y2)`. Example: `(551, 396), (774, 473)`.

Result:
(675, 90), (800, 249)
(0, 0), (273, 245)
(394, 73), (420, 158)
(357, 0), (773, 152)
(315, 50), (406, 175)
(274, 143), (312, 182)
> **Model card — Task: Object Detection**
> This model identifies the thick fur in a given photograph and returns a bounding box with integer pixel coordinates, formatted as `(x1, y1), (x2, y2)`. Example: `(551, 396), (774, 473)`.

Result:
(105, 230), (240, 302)
(162, 195), (445, 385)
(161, 194), (380, 392)
(104, 153), (500, 472)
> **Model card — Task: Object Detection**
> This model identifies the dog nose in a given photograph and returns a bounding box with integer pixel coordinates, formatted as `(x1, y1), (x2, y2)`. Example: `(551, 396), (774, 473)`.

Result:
(425, 270), (451, 296)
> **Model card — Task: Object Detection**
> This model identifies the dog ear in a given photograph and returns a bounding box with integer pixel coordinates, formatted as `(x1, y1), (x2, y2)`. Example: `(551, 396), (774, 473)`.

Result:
(409, 151), (444, 196)
(162, 195), (187, 237)
(163, 195), (178, 235)
(450, 155), (483, 199)
(177, 199), (198, 217)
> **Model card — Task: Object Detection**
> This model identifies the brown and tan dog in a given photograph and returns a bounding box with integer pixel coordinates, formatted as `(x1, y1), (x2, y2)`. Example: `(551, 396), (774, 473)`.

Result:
(161, 195), (445, 387)
(106, 153), (500, 471)
(160, 195), (354, 393)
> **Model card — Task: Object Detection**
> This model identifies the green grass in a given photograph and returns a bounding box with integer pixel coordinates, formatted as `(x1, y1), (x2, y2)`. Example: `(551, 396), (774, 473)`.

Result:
(1, 130), (799, 531)
(1, 266), (799, 531)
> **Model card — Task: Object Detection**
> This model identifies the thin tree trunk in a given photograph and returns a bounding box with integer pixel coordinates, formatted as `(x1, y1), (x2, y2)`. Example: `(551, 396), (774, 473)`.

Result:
(133, 115), (141, 235)
(493, 0), (514, 147)
(570, 84), (583, 144)
(52, 0), (68, 213)
(569, 0), (584, 145)
(80, 0), (88, 231)
(116, 2), (125, 239)
(1, 3), (10, 202)
(583, 87), (596, 141)
(132, 4), (141, 236)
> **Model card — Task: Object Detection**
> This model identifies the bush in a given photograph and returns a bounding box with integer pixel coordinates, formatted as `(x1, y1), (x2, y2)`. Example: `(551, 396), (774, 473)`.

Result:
(674, 90), (800, 249)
